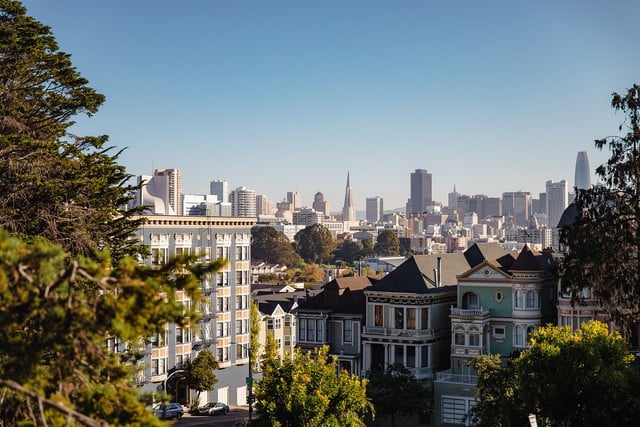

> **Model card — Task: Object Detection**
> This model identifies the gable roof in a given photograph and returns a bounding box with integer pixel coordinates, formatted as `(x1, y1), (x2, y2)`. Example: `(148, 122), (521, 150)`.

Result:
(509, 244), (553, 272)
(297, 275), (377, 314)
(254, 289), (306, 315)
(367, 242), (508, 294)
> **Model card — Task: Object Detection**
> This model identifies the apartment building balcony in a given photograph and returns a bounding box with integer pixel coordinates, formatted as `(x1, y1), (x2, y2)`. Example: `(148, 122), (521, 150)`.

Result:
(434, 369), (479, 385)
(450, 307), (490, 319)
(363, 326), (434, 340)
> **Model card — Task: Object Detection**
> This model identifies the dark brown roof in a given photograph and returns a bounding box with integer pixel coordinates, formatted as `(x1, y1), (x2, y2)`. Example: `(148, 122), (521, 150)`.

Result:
(297, 276), (377, 314)
(509, 244), (552, 272)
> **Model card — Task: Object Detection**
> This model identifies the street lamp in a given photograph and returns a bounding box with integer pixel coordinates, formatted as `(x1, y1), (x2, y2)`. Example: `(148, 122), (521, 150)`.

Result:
(233, 342), (253, 425)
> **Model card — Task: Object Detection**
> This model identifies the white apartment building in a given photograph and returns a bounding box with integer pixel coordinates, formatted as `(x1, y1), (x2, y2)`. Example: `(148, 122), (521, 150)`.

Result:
(292, 207), (324, 226)
(134, 215), (255, 407)
(230, 187), (257, 218)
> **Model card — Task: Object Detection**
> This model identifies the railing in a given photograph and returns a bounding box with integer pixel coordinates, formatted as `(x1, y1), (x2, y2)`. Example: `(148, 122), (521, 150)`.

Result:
(450, 307), (490, 317)
(452, 346), (486, 356)
(409, 367), (433, 379)
(434, 369), (479, 385)
(363, 326), (434, 339)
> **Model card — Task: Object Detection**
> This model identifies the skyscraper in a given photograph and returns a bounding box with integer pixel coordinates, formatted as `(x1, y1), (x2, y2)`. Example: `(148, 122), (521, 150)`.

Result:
(287, 191), (301, 211)
(409, 169), (432, 217)
(574, 151), (591, 190)
(210, 180), (229, 203)
(230, 187), (257, 218)
(366, 197), (383, 222)
(312, 192), (330, 216)
(546, 180), (568, 228)
(342, 172), (356, 222)
(154, 168), (182, 215)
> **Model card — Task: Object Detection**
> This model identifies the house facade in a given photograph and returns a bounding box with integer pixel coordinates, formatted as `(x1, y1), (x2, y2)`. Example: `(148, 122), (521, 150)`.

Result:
(295, 276), (377, 375)
(433, 245), (558, 426)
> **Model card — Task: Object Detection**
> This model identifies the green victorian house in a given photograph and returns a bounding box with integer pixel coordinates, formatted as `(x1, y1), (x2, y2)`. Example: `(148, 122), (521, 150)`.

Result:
(433, 245), (558, 426)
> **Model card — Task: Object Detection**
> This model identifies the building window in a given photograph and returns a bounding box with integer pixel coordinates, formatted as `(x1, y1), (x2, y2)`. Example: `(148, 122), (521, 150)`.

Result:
(514, 289), (522, 308)
(420, 346), (429, 368)
(394, 307), (404, 329)
(267, 319), (274, 330)
(514, 325), (525, 347)
(492, 326), (505, 339)
(525, 290), (536, 308)
(284, 335), (291, 346)
(406, 346), (416, 368)
(217, 346), (229, 362)
(462, 292), (479, 309)
(299, 319), (306, 340)
(455, 332), (465, 345)
(374, 305), (383, 327)
(421, 308), (428, 330)
(394, 345), (404, 364)
(176, 327), (184, 344)
(308, 319), (316, 341)
(343, 320), (353, 343)
(407, 308), (416, 329)
(284, 316), (291, 327)
(151, 248), (167, 265)
(469, 333), (480, 347)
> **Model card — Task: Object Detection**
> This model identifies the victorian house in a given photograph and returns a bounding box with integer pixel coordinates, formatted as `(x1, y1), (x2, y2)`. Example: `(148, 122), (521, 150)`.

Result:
(361, 243), (507, 388)
(295, 276), (378, 375)
(433, 245), (558, 426)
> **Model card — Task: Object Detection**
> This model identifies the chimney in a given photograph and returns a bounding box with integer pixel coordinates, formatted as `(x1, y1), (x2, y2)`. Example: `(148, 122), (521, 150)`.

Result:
(437, 256), (442, 287)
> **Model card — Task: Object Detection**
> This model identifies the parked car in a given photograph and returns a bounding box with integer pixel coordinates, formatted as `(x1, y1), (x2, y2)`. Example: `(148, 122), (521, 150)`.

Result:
(192, 402), (229, 416)
(153, 402), (184, 419)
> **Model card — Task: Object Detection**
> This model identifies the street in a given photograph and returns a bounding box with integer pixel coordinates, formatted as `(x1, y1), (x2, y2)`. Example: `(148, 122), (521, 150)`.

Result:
(170, 406), (252, 427)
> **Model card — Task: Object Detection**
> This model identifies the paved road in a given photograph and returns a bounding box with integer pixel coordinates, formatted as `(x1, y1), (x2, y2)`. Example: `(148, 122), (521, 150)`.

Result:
(171, 406), (253, 426)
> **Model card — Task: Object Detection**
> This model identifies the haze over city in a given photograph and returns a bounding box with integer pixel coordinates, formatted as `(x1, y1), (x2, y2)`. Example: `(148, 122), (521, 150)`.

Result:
(22, 0), (638, 210)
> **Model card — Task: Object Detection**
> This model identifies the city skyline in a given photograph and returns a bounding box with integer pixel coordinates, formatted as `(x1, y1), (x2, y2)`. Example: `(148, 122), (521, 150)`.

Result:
(21, 0), (637, 209)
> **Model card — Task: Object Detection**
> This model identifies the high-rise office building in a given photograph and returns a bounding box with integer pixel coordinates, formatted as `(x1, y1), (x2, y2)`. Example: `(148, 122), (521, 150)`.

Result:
(154, 168), (182, 215)
(256, 194), (274, 216)
(574, 151), (591, 190)
(546, 180), (568, 229)
(448, 185), (460, 211)
(342, 172), (356, 223)
(409, 169), (432, 217)
(503, 191), (531, 226)
(286, 192), (301, 211)
(210, 180), (229, 203)
(366, 196), (384, 222)
(312, 192), (330, 216)
(230, 187), (257, 218)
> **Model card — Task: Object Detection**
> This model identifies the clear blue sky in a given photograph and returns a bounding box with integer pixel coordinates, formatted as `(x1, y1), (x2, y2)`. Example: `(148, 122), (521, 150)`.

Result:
(22, 0), (639, 210)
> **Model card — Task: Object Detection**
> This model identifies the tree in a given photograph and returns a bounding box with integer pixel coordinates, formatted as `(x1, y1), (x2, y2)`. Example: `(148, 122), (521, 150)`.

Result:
(366, 363), (431, 427)
(293, 224), (335, 264)
(560, 84), (640, 343)
(292, 263), (326, 285)
(251, 226), (302, 267)
(250, 297), (261, 372)
(0, 0), (144, 260)
(0, 229), (223, 426)
(254, 346), (373, 427)
(470, 321), (640, 427)
(374, 230), (400, 256)
(333, 239), (362, 264)
(184, 349), (219, 407)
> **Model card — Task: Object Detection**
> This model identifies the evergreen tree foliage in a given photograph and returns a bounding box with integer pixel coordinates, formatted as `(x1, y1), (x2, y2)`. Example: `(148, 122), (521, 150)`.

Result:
(560, 83), (640, 343)
(0, 0), (143, 260)
(293, 224), (335, 264)
(254, 346), (373, 427)
(470, 321), (640, 426)
(0, 229), (225, 426)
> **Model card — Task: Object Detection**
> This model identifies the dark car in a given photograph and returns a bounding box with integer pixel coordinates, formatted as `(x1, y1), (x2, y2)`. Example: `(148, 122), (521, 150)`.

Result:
(153, 402), (184, 419)
(192, 402), (229, 416)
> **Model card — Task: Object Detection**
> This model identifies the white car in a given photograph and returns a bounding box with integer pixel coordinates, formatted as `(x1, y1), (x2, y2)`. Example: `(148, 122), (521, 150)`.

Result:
(153, 402), (184, 419)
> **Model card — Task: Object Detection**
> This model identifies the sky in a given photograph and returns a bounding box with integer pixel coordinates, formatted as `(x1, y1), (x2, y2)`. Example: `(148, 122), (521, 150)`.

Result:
(21, 0), (640, 211)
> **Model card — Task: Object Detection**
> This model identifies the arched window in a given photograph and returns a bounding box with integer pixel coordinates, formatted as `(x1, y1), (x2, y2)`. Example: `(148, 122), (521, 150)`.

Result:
(514, 325), (525, 347)
(468, 326), (480, 346)
(514, 290), (522, 308)
(454, 325), (466, 345)
(462, 292), (479, 309)
(525, 290), (536, 308)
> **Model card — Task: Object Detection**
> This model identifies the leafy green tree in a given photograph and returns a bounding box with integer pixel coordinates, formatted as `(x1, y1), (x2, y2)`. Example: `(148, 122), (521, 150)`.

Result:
(251, 226), (302, 267)
(374, 230), (400, 256)
(250, 297), (261, 372)
(0, 229), (223, 426)
(367, 363), (431, 427)
(293, 224), (335, 264)
(333, 239), (362, 264)
(0, 0), (144, 261)
(292, 263), (326, 285)
(184, 349), (219, 407)
(560, 84), (640, 343)
(470, 321), (640, 427)
(254, 346), (373, 427)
